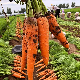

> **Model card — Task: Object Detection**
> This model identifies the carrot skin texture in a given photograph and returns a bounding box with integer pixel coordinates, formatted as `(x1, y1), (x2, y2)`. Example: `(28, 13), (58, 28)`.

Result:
(21, 23), (27, 70)
(37, 17), (49, 66)
(25, 17), (38, 80)
(46, 14), (69, 48)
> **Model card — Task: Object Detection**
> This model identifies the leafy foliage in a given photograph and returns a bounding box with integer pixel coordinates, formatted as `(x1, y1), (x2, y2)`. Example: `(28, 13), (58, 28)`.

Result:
(0, 16), (16, 35)
(0, 39), (15, 75)
(49, 40), (80, 80)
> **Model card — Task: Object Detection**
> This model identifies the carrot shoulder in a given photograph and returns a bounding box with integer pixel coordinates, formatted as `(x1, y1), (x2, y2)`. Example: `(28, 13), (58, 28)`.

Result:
(37, 16), (49, 66)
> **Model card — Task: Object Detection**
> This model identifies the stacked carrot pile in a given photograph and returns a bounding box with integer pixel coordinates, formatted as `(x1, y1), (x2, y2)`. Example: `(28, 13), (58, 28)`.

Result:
(16, 17), (23, 38)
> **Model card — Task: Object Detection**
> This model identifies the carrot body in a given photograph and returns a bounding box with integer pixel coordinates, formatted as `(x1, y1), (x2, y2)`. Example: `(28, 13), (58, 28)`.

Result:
(25, 17), (38, 80)
(35, 59), (43, 65)
(12, 70), (25, 78)
(35, 63), (44, 67)
(46, 13), (69, 48)
(21, 35), (27, 70)
(38, 69), (51, 77)
(37, 17), (49, 66)
(36, 65), (46, 72)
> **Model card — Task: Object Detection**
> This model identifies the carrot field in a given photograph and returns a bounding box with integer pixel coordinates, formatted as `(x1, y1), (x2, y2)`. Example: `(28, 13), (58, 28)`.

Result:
(0, 0), (80, 77)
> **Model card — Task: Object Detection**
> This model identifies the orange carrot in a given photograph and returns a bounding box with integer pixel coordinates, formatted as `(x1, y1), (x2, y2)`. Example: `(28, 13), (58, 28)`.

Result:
(38, 69), (51, 77)
(25, 17), (38, 80)
(46, 13), (69, 49)
(11, 70), (25, 78)
(39, 70), (54, 80)
(36, 65), (46, 72)
(44, 73), (57, 80)
(37, 17), (49, 66)
(21, 36), (27, 71)
(35, 63), (44, 67)
(35, 59), (43, 65)
(14, 60), (20, 63)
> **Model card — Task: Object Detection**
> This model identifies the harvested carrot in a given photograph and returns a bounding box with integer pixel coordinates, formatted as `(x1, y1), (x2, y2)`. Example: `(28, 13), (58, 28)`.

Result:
(35, 59), (43, 65)
(36, 65), (46, 72)
(14, 60), (20, 63)
(12, 70), (25, 78)
(44, 73), (57, 80)
(21, 36), (27, 71)
(25, 17), (38, 80)
(38, 69), (51, 77)
(35, 63), (44, 67)
(46, 13), (69, 49)
(39, 70), (54, 80)
(37, 17), (49, 65)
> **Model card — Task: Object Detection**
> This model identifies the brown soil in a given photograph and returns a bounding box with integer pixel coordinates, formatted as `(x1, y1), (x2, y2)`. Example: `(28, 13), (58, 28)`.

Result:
(9, 36), (22, 46)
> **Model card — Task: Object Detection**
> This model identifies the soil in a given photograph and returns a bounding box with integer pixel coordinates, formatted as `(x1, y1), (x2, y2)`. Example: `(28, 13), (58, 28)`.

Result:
(0, 33), (80, 80)
(9, 37), (22, 46)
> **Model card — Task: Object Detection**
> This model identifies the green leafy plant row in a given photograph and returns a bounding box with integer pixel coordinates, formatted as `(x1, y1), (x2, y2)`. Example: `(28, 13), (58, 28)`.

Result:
(49, 40), (80, 80)
(0, 16), (16, 35)
(64, 8), (80, 13)
(1, 17), (17, 41)
(57, 18), (80, 29)
(0, 39), (15, 76)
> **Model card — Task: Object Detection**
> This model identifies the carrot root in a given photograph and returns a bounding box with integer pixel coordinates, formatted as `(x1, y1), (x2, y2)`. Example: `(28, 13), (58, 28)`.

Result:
(35, 59), (43, 65)
(35, 63), (44, 67)
(36, 65), (46, 72)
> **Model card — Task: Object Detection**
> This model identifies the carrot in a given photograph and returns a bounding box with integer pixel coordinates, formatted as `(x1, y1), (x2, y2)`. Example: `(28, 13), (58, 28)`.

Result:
(35, 63), (44, 67)
(14, 60), (20, 63)
(36, 65), (46, 72)
(37, 17), (49, 66)
(11, 70), (25, 78)
(46, 13), (69, 49)
(35, 59), (43, 65)
(21, 37), (27, 71)
(38, 69), (51, 77)
(25, 17), (38, 80)
(44, 73), (57, 80)
(39, 70), (54, 80)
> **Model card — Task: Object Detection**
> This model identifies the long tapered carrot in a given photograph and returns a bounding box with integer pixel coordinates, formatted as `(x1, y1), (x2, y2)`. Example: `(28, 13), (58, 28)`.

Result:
(39, 70), (54, 80)
(44, 73), (57, 80)
(46, 13), (69, 49)
(25, 17), (38, 80)
(38, 69), (51, 76)
(35, 63), (44, 67)
(21, 31), (27, 71)
(11, 70), (25, 78)
(35, 59), (43, 65)
(37, 17), (49, 66)
(14, 60), (21, 63)
(36, 65), (46, 72)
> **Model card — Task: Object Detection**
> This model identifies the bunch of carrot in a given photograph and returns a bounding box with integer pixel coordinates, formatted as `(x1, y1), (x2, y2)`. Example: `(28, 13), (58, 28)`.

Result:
(12, 0), (69, 80)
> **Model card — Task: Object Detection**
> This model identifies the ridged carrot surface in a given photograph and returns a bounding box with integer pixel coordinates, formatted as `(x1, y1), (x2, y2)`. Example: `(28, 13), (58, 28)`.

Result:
(37, 17), (49, 66)
(46, 13), (69, 48)
(21, 19), (27, 71)
(25, 17), (38, 80)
